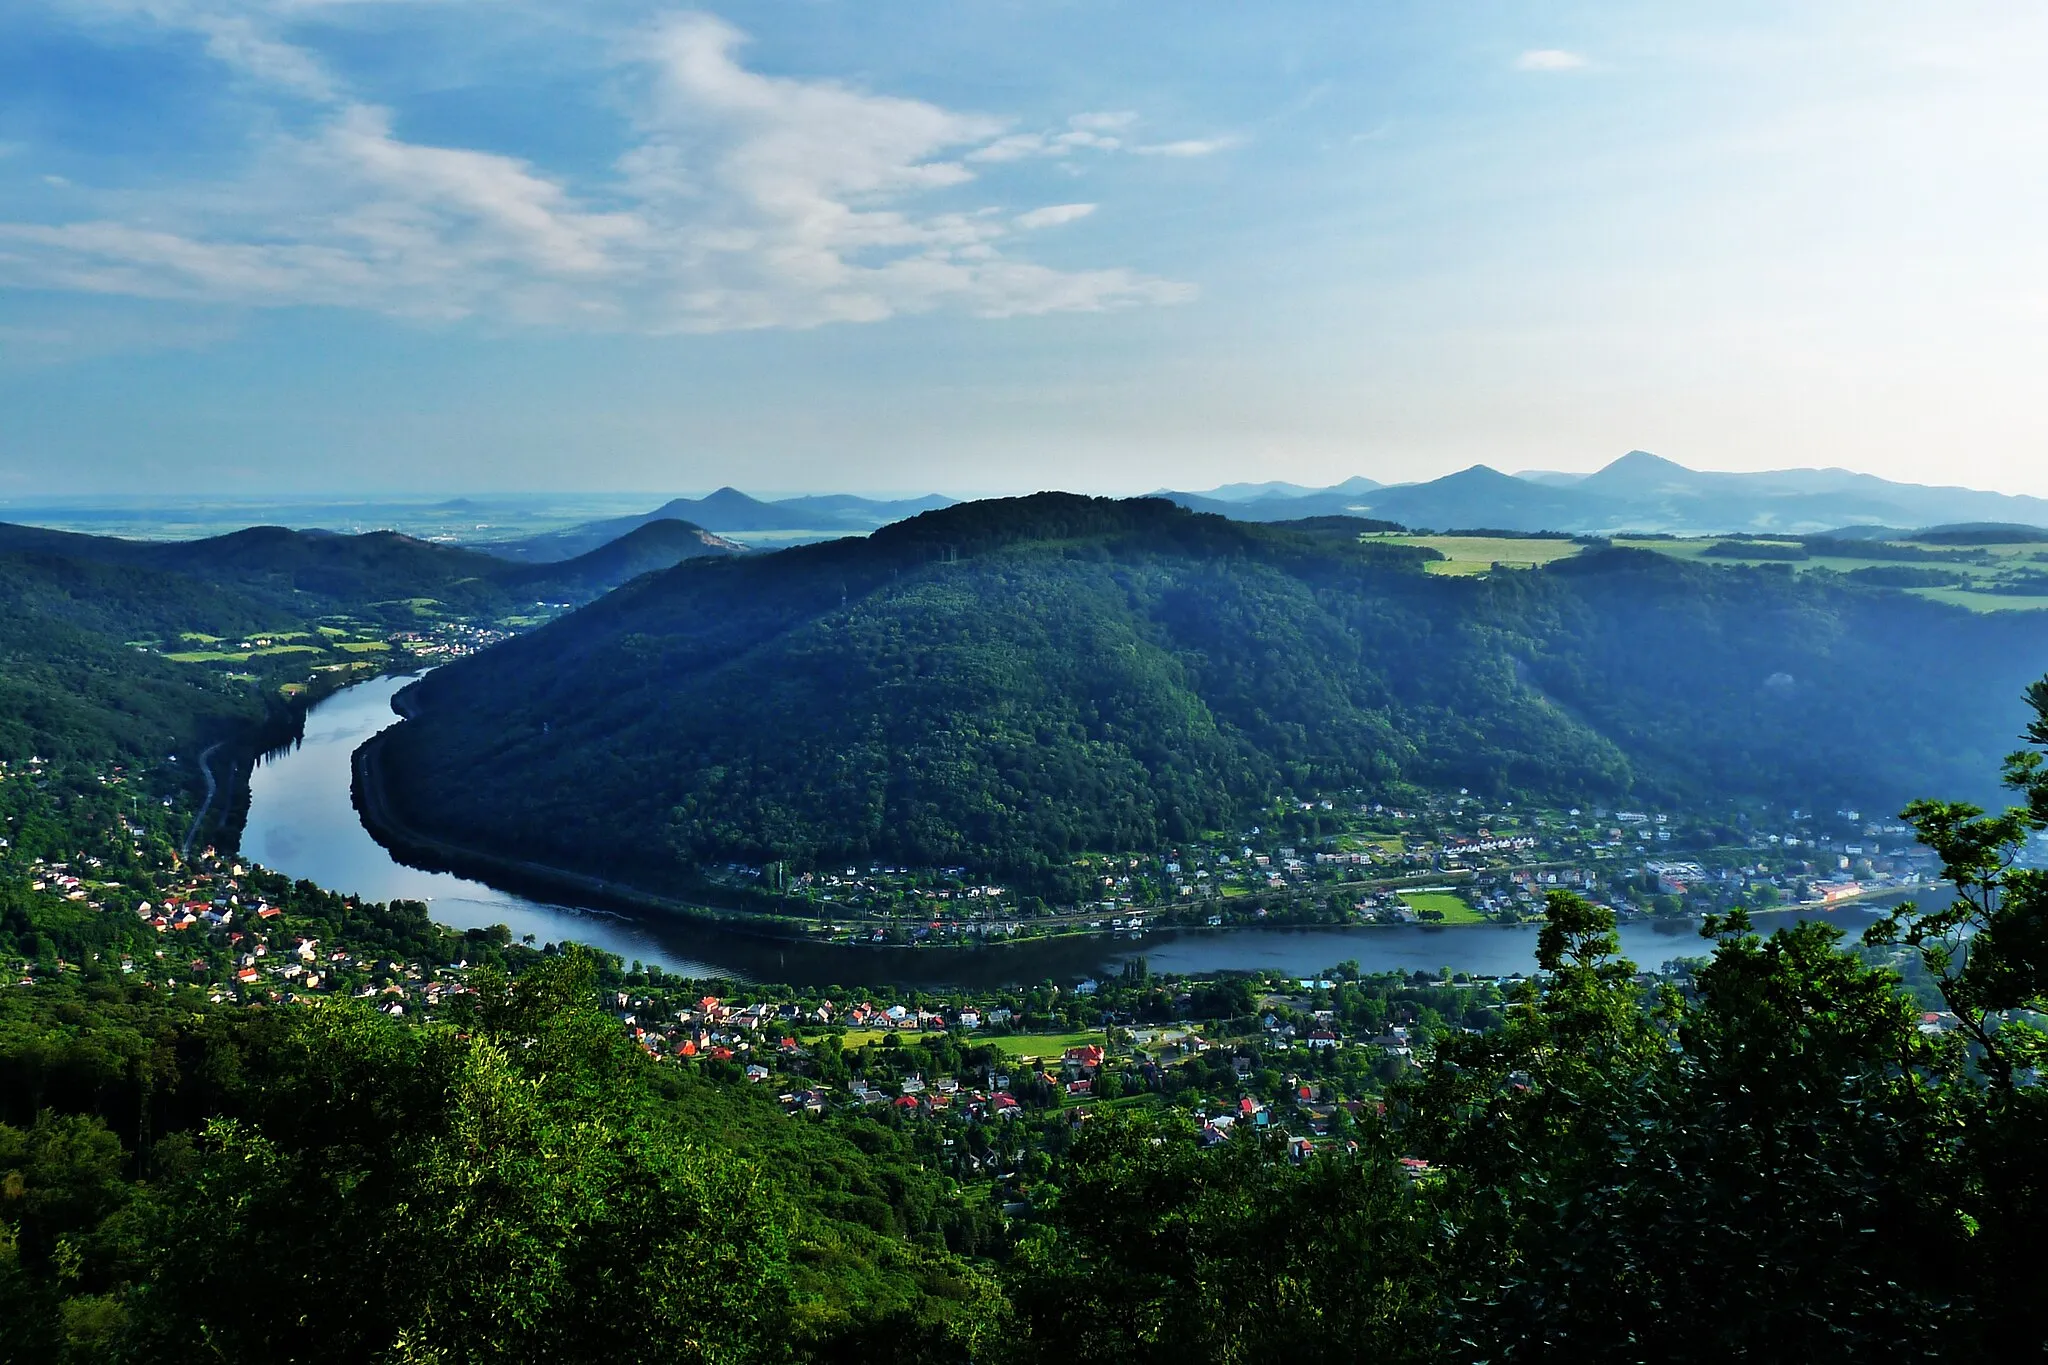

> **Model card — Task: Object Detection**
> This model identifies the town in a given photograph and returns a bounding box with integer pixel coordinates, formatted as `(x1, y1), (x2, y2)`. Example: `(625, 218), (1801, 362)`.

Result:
(705, 789), (1966, 948)
(5, 747), (1978, 1208)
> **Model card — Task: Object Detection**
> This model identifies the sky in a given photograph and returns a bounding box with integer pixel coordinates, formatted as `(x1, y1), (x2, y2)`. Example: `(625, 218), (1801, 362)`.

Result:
(4, 0), (2047, 497)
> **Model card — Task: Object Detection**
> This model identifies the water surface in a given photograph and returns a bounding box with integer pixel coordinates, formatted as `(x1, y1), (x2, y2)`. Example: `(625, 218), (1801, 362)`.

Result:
(242, 676), (1888, 987)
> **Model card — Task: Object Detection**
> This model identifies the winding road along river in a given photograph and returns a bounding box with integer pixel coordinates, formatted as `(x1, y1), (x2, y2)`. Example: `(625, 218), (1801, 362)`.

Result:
(241, 674), (1886, 987)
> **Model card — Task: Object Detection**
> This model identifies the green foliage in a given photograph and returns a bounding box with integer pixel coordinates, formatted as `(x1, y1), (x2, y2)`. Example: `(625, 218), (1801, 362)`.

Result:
(1867, 677), (2048, 1086)
(0, 518), (734, 780)
(1013, 887), (2039, 1361)
(0, 936), (1005, 1363)
(129, 966), (796, 1363)
(1843, 564), (1972, 589)
(384, 495), (2048, 892)
(11, 512), (2048, 1360)
(1008, 1116), (1438, 1365)
(1701, 538), (1809, 560)
(0, 556), (269, 769)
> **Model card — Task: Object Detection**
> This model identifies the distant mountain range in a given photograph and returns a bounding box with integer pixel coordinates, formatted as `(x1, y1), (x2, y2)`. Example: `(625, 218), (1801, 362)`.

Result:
(478, 488), (953, 562)
(1159, 452), (2048, 536)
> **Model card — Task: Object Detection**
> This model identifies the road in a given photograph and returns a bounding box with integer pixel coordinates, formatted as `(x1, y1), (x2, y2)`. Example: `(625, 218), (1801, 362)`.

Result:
(181, 742), (224, 858)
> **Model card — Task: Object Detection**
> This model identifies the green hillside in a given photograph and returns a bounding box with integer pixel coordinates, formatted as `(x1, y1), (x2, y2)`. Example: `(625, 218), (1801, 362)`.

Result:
(0, 550), (279, 771)
(0, 519), (742, 812)
(375, 494), (2048, 893)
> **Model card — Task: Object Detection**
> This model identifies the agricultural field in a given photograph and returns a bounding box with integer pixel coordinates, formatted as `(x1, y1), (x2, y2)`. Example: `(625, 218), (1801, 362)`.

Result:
(1912, 585), (2048, 612)
(1372, 534), (1587, 576)
(131, 612), (467, 691)
(163, 643), (324, 663)
(1613, 536), (2048, 612)
(1360, 530), (2048, 611)
(983, 1031), (1107, 1059)
(832, 1029), (895, 1049)
(1398, 890), (1487, 924)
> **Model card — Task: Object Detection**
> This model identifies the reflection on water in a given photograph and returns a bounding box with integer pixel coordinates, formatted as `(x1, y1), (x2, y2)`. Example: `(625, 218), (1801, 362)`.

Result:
(242, 675), (719, 972)
(241, 675), (1887, 987)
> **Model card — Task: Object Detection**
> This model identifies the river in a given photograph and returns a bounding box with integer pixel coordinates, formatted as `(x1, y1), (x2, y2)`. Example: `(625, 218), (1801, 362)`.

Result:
(240, 674), (1891, 987)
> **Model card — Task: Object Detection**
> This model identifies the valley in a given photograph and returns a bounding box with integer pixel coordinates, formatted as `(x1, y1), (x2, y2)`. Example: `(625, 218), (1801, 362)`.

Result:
(6, 482), (2048, 1362)
(17, 6), (2048, 1353)
(369, 495), (2048, 919)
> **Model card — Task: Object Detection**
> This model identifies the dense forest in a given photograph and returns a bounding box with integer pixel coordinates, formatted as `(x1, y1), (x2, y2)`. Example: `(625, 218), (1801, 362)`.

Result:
(0, 518), (738, 634)
(0, 518), (738, 807)
(5, 682), (2047, 1361)
(378, 494), (2048, 893)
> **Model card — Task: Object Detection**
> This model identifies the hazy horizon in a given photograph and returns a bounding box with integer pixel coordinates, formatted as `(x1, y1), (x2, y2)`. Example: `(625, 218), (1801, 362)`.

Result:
(9, 448), (2048, 507)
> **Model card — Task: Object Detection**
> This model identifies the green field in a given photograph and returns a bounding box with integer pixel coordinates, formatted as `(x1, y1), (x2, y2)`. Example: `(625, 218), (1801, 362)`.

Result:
(1908, 586), (2048, 613)
(166, 644), (325, 663)
(833, 1028), (895, 1049)
(1347, 533), (2048, 610)
(1400, 890), (1486, 924)
(1604, 538), (2048, 612)
(984, 1031), (1104, 1059)
(1376, 535), (1587, 576)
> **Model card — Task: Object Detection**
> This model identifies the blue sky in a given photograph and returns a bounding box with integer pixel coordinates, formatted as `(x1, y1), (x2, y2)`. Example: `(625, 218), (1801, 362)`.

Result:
(3, 0), (2045, 496)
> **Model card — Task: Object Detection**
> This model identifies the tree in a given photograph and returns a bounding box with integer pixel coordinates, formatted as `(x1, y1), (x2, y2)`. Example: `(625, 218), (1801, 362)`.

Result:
(1866, 678), (2048, 1088)
(125, 956), (798, 1364)
(1406, 890), (1967, 1361)
(1005, 1115), (1438, 1365)
(1861, 677), (2048, 1354)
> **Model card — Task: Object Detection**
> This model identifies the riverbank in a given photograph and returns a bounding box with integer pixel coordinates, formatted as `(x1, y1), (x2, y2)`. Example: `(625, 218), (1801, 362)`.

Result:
(351, 722), (830, 944)
(251, 674), (1889, 985)
(351, 708), (1528, 954)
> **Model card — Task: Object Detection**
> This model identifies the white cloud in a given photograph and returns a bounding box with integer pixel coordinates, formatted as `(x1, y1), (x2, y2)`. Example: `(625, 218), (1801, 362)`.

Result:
(1014, 203), (1095, 230)
(1514, 49), (1589, 71)
(190, 10), (341, 100)
(1068, 111), (1138, 133)
(1130, 136), (1244, 157)
(45, 0), (343, 99)
(0, 7), (1193, 331)
(961, 111), (1180, 163)
(325, 105), (640, 277)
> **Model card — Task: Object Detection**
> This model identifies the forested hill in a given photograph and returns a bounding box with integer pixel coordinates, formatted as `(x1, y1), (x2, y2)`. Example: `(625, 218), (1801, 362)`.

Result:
(0, 518), (740, 615)
(377, 493), (2048, 890)
(0, 518), (739, 780)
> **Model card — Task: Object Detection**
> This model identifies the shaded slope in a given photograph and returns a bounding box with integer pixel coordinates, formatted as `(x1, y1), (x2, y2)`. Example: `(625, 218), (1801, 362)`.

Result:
(0, 520), (732, 615)
(376, 495), (2048, 895)
(502, 519), (747, 594)
(0, 517), (741, 784)
(0, 555), (268, 765)
(481, 491), (951, 561)
(1361, 464), (1624, 532)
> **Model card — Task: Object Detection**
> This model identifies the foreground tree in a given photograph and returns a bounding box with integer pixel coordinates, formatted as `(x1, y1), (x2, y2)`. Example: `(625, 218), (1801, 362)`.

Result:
(123, 956), (797, 1364)
(1006, 1114), (1439, 1365)
(1403, 887), (1964, 1362)
(1863, 676), (2048, 1356)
